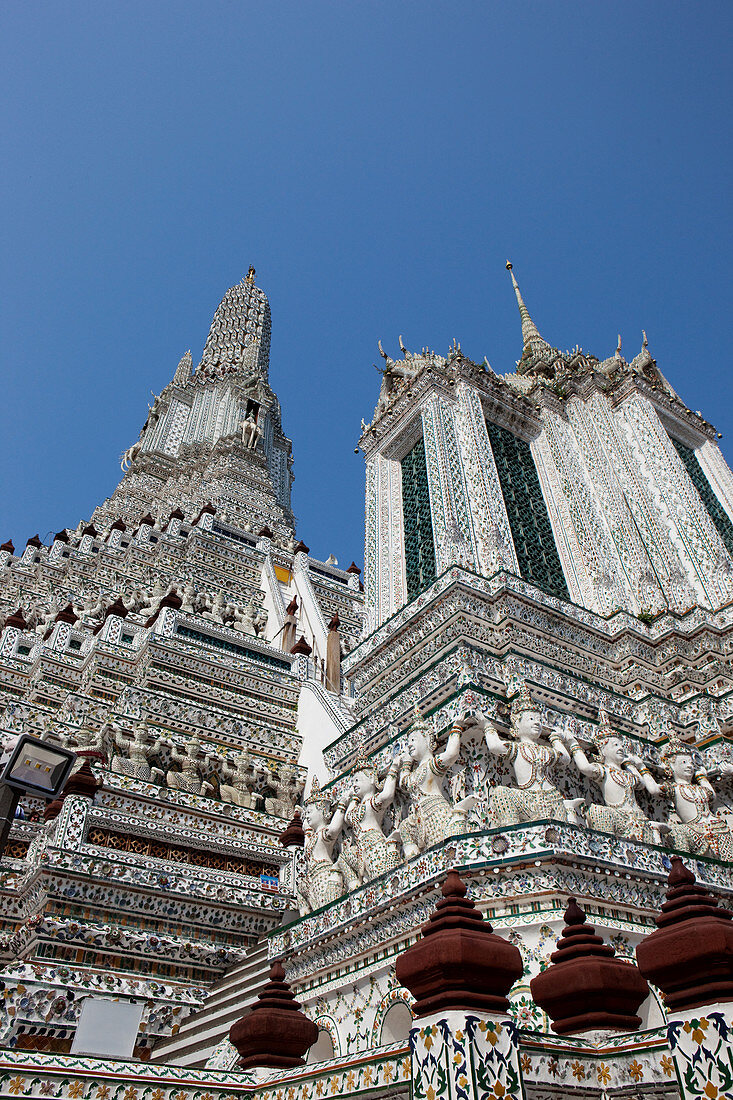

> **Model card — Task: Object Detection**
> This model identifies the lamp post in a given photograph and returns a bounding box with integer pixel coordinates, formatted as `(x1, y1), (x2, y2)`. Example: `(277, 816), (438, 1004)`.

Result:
(0, 734), (76, 858)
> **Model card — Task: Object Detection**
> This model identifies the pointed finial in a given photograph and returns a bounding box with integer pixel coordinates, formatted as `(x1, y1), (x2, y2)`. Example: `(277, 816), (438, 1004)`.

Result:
(642, 330), (648, 348)
(505, 262), (550, 356)
(616, 334), (622, 358)
(378, 339), (389, 361)
(246, 265), (256, 283)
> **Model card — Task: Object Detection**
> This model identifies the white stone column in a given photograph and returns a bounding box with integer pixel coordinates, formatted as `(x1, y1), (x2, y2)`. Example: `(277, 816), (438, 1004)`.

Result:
(421, 397), (478, 574)
(364, 452), (407, 629)
(699, 438), (733, 526)
(665, 1002), (733, 1100)
(410, 1010), (524, 1100)
(618, 392), (733, 609)
(454, 385), (518, 578)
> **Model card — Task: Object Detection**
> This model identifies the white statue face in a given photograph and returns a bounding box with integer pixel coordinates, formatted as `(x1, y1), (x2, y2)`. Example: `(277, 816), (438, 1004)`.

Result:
(407, 730), (429, 761)
(353, 771), (375, 799)
(304, 803), (325, 829)
(514, 710), (543, 742)
(671, 753), (695, 782)
(602, 737), (625, 764)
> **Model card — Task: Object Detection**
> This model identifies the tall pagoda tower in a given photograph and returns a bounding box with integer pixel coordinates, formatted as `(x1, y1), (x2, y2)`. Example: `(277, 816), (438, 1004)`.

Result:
(96, 267), (295, 537)
(2, 266), (733, 1099)
(0, 272), (363, 1067)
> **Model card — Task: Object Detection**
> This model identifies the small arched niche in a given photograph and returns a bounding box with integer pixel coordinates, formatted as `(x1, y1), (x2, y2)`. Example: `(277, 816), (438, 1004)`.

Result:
(379, 1001), (413, 1045)
(306, 1028), (335, 1063)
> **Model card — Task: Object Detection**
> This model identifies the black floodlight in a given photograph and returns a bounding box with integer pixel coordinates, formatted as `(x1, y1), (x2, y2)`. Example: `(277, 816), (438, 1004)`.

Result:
(1, 734), (76, 797)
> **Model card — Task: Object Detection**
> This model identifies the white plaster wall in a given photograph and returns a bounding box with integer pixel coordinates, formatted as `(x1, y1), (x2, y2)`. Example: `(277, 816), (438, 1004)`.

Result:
(297, 680), (343, 791)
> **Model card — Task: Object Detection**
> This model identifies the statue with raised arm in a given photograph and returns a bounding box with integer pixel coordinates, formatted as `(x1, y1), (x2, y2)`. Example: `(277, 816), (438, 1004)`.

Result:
(220, 750), (257, 808)
(343, 747), (401, 881)
(64, 721), (114, 774)
(642, 737), (733, 861)
(298, 778), (358, 913)
(264, 764), (305, 819)
(397, 706), (475, 859)
(110, 719), (165, 784)
(561, 710), (667, 845)
(165, 735), (215, 797)
(482, 682), (572, 826)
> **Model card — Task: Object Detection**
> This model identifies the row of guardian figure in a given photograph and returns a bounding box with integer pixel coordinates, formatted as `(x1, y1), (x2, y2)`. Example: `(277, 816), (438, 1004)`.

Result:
(296, 682), (733, 913)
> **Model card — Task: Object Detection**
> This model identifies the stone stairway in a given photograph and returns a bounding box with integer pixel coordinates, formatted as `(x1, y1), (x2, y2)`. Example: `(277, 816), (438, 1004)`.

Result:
(149, 940), (270, 1068)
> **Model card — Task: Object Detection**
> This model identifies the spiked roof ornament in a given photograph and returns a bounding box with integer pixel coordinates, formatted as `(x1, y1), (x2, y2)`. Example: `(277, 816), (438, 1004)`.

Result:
(304, 775), (330, 809)
(509, 680), (539, 721)
(352, 745), (378, 780)
(506, 262), (551, 357)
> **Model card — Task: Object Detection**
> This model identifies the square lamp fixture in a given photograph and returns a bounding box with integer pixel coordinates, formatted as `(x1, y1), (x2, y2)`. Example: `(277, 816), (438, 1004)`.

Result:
(0, 734), (76, 797)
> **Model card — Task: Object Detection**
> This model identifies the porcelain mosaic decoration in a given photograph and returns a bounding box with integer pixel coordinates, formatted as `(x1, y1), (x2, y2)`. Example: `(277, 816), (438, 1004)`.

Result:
(1, 265), (733, 1096)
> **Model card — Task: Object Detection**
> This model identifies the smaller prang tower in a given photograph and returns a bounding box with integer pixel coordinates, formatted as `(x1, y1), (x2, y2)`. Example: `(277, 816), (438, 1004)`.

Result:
(359, 263), (733, 634)
(95, 267), (295, 537)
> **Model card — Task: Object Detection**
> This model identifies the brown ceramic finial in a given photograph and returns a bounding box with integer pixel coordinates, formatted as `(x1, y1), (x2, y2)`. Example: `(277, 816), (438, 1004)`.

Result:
(531, 897), (648, 1034)
(293, 540), (310, 556)
(636, 856), (733, 1011)
(395, 869), (523, 1017)
(327, 612), (340, 632)
(4, 608), (29, 630)
(229, 961), (318, 1069)
(44, 761), (102, 822)
(258, 525), (274, 539)
(1, 540), (15, 554)
(92, 597), (129, 636)
(279, 808), (306, 849)
(290, 635), (312, 656)
(144, 590), (183, 627)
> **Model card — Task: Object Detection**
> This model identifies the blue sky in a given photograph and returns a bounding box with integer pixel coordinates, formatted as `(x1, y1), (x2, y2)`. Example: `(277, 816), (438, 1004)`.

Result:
(1, 1), (731, 567)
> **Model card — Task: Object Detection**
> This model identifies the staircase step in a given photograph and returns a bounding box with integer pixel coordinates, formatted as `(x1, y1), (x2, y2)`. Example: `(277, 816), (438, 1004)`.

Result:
(150, 941), (271, 1068)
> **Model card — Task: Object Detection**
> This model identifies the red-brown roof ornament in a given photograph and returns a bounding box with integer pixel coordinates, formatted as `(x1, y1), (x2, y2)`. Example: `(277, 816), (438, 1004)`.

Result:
(293, 540), (310, 556)
(44, 760), (102, 822)
(1, 540), (15, 554)
(168, 507), (185, 521)
(109, 519), (127, 532)
(285, 596), (298, 616)
(636, 855), (733, 1012)
(290, 635), (312, 656)
(43, 603), (79, 640)
(55, 604), (79, 625)
(278, 808), (305, 848)
(92, 597), (129, 635)
(4, 608), (29, 630)
(327, 612), (340, 632)
(53, 530), (70, 543)
(229, 961), (318, 1069)
(346, 562), (361, 574)
(138, 514), (155, 527)
(26, 534), (43, 548)
(81, 524), (98, 538)
(258, 525), (274, 538)
(530, 897), (648, 1034)
(144, 590), (183, 627)
(395, 869), (523, 1017)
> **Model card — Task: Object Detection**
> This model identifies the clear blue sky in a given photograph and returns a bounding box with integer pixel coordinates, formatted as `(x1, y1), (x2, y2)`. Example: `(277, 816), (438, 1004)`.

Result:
(1, 2), (731, 567)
